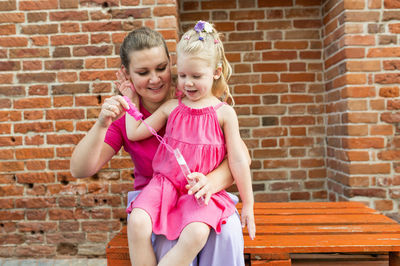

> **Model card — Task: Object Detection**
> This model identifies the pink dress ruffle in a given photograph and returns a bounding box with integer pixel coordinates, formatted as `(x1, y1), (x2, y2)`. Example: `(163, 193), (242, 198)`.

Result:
(126, 101), (235, 240)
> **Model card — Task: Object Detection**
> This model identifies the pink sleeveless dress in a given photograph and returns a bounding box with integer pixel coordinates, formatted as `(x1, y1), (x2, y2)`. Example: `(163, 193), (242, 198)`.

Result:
(126, 100), (236, 240)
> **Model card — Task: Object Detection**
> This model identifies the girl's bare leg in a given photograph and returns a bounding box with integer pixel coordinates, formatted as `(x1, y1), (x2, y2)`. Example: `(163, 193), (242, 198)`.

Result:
(158, 222), (210, 266)
(127, 208), (157, 266)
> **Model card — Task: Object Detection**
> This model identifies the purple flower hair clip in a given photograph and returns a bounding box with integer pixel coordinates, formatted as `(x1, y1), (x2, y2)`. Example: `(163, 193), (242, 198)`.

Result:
(194, 20), (213, 33)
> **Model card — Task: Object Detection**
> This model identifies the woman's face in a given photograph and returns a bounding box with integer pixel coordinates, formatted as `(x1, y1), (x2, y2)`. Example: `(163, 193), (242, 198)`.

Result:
(126, 46), (172, 112)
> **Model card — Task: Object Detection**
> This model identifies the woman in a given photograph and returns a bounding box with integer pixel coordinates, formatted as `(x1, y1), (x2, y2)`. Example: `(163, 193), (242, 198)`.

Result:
(70, 27), (248, 265)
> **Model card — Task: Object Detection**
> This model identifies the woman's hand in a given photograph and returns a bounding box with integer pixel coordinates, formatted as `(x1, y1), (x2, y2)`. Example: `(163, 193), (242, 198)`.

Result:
(114, 67), (138, 103)
(241, 203), (256, 240)
(98, 95), (129, 128)
(185, 172), (215, 205)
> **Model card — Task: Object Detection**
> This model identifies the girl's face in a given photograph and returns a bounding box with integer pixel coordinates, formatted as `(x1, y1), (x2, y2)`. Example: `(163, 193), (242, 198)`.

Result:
(177, 53), (219, 102)
(125, 46), (171, 113)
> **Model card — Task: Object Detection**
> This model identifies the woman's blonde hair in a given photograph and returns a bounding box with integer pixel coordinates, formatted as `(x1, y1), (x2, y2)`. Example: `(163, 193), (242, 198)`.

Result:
(177, 21), (234, 104)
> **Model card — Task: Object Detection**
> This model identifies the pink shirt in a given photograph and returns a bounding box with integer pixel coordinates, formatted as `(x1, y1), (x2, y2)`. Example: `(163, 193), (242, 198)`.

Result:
(104, 104), (165, 190)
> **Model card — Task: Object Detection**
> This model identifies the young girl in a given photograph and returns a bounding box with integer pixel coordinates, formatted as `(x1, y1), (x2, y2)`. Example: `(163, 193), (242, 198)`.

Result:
(125, 21), (255, 265)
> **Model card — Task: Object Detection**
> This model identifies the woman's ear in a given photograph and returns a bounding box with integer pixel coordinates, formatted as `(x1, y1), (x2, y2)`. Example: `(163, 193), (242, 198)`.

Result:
(121, 65), (130, 80)
(214, 65), (222, 80)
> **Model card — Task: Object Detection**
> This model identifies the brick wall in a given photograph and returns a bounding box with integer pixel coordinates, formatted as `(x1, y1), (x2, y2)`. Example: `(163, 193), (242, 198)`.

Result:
(179, 0), (327, 202)
(323, 0), (400, 220)
(0, 0), (399, 259)
(0, 0), (179, 258)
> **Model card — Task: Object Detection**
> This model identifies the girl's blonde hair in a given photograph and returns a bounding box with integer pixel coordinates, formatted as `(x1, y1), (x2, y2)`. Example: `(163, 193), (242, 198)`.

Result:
(177, 21), (234, 104)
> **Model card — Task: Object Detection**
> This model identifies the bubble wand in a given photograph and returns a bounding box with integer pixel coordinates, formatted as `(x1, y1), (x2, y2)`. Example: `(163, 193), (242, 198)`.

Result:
(122, 96), (204, 204)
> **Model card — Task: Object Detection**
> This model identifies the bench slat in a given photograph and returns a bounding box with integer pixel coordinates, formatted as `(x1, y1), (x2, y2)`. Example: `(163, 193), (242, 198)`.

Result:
(243, 224), (400, 235)
(244, 233), (400, 253)
(253, 214), (395, 225)
(253, 208), (375, 215)
(237, 202), (366, 209)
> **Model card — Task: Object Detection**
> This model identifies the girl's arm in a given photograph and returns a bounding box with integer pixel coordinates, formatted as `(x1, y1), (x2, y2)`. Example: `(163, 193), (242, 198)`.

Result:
(222, 105), (255, 239)
(125, 99), (177, 141)
(187, 139), (250, 203)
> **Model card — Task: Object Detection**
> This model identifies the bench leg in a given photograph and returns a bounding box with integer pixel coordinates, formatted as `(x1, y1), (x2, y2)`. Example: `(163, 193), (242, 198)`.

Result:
(389, 252), (400, 266)
(250, 253), (291, 266)
(251, 260), (291, 266)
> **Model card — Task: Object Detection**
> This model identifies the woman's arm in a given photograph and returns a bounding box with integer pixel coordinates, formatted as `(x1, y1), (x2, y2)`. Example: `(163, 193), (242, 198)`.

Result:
(70, 124), (116, 178)
(70, 95), (129, 178)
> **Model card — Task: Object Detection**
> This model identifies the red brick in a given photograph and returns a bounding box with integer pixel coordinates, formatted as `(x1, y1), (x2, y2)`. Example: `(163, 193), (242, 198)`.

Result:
(24, 110), (44, 120)
(371, 124), (394, 135)
(230, 10), (264, 20)
(281, 116), (315, 125)
(255, 192), (289, 202)
(368, 47), (400, 57)
(15, 148), (54, 159)
(19, 0), (58, 10)
(26, 161), (46, 170)
(253, 127), (288, 137)
(374, 200), (393, 211)
(341, 86), (376, 98)
(47, 134), (84, 145)
(380, 86), (399, 97)
(281, 95), (314, 103)
(79, 70), (116, 81)
(51, 34), (88, 46)
(110, 158), (134, 169)
(348, 163), (391, 174)
(388, 100), (400, 110)
(343, 112), (378, 123)
(343, 0), (365, 9)
(344, 151), (370, 161)
(378, 150), (400, 160)
(385, 0), (400, 8)
(17, 73), (55, 83)
(0, 0), (16, 11)
(381, 112), (400, 123)
(259, 0), (292, 7)
(384, 60), (400, 70)
(281, 138), (313, 147)
(262, 51), (297, 61)
(73, 45), (113, 57)
(343, 137), (384, 149)
(0, 185), (24, 196)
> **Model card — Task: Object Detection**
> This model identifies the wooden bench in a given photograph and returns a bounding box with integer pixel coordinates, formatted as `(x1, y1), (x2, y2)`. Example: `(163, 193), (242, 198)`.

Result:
(106, 202), (400, 265)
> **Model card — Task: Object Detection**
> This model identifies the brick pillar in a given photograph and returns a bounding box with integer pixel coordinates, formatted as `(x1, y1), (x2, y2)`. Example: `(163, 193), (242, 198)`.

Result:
(324, 0), (400, 218)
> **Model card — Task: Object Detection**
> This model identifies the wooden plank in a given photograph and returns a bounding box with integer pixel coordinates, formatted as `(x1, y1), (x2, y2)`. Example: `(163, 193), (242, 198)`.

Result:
(243, 224), (400, 235)
(237, 202), (367, 209)
(253, 208), (375, 215)
(244, 233), (400, 253)
(253, 214), (396, 225)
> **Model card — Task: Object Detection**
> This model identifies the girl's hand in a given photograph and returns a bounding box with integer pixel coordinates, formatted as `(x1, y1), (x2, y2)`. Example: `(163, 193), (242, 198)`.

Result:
(114, 67), (138, 103)
(98, 95), (129, 128)
(185, 172), (214, 205)
(241, 203), (256, 240)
